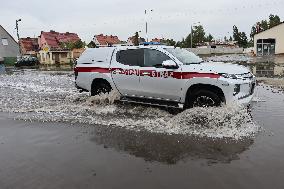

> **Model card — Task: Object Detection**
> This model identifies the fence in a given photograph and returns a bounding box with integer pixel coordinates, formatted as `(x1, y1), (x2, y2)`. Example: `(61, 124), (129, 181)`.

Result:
(186, 48), (244, 55)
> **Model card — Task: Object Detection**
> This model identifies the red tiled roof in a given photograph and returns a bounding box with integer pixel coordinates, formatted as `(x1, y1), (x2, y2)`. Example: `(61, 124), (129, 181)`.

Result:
(95, 34), (121, 45)
(20, 37), (38, 52)
(40, 30), (81, 49)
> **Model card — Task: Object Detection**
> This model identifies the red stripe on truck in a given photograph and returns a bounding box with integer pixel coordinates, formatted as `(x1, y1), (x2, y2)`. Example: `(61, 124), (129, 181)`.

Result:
(75, 67), (220, 79)
(74, 67), (110, 73)
(180, 72), (220, 79)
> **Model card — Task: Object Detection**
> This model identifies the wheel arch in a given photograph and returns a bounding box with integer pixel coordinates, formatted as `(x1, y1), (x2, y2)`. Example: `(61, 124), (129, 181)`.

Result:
(91, 78), (112, 89)
(185, 83), (226, 105)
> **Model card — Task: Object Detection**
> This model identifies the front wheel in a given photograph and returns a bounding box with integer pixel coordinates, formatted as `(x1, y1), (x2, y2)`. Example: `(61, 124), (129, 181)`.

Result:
(187, 90), (222, 108)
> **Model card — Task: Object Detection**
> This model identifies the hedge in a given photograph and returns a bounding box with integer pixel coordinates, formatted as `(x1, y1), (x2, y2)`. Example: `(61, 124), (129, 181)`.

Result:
(4, 57), (17, 66)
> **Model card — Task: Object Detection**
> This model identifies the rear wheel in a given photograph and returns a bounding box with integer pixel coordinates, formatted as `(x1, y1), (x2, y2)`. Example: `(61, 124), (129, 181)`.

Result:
(187, 90), (222, 108)
(91, 81), (112, 96)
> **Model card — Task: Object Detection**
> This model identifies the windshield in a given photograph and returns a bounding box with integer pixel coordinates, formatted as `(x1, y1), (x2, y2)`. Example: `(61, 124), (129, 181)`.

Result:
(165, 48), (203, 64)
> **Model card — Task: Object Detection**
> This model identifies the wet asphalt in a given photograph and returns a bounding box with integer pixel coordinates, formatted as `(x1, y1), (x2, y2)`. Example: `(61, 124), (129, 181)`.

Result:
(0, 84), (284, 189)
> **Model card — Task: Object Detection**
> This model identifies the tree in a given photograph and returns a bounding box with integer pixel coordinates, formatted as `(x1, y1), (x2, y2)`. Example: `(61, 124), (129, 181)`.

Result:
(87, 41), (96, 48)
(175, 25), (213, 48)
(73, 40), (85, 49)
(192, 25), (206, 45)
(260, 20), (269, 31)
(161, 39), (176, 46)
(224, 36), (228, 42)
(60, 40), (85, 50)
(206, 34), (214, 42)
(269, 14), (281, 28)
(232, 25), (248, 48)
(250, 25), (257, 40)
(233, 25), (240, 42)
(250, 14), (282, 39)
(133, 32), (139, 46)
(239, 32), (248, 48)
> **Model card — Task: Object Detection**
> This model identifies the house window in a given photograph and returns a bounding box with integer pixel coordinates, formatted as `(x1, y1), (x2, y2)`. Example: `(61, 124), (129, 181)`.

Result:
(61, 53), (67, 58)
(1, 38), (8, 46)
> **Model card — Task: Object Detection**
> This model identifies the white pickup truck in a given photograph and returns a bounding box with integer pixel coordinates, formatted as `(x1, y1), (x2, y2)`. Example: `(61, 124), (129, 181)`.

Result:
(74, 45), (256, 109)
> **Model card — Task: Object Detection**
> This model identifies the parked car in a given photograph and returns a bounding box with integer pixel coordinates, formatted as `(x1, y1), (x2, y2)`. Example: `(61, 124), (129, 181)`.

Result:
(15, 56), (40, 67)
(74, 45), (256, 109)
(0, 57), (5, 73)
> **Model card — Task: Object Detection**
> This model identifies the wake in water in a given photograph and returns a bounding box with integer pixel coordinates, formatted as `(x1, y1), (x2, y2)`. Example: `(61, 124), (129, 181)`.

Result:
(0, 70), (259, 140)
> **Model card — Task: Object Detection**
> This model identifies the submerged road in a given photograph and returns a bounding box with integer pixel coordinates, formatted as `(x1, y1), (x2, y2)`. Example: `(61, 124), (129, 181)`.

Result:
(0, 70), (284, 188)
(0, 85), (284, 189)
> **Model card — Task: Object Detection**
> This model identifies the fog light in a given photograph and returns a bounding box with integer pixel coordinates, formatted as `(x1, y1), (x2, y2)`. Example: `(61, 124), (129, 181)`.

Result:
(234, 84), (240, 96)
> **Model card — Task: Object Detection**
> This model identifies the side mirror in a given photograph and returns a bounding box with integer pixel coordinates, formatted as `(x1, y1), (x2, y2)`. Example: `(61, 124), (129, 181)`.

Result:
(162, 60), (179, 69)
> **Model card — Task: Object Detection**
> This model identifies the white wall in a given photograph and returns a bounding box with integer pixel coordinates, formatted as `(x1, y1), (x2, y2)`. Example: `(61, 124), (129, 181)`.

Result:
(254, 23), (284, 55)
(186, 48), (244, 55)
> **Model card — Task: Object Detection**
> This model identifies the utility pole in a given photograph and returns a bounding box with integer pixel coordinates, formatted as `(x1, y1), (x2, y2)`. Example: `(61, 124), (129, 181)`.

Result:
(145, 9), (153, 42)
(16, 19), (22, 57)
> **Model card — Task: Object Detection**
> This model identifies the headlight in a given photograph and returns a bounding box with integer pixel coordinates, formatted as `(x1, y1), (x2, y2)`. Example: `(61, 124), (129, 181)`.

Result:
(219, 73), (238, 79)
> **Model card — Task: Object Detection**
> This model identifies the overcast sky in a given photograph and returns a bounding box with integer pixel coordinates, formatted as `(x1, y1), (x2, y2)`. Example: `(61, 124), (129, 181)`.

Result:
(0, 0), (283, 42)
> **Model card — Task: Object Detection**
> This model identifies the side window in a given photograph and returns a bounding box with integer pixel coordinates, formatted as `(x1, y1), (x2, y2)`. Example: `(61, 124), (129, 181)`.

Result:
(116, 49), (144, 66)
(144, 49), (171, 67)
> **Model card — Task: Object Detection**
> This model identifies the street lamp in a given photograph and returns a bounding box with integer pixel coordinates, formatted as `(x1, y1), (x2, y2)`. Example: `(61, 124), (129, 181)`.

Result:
(16, 19), (22, 56)
(191, 22), (200, 49)
(145, 9), (153, 42)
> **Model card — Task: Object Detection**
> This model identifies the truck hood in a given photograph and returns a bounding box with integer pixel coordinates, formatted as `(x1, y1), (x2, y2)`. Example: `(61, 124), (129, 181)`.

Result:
(181, 62), (250, 74)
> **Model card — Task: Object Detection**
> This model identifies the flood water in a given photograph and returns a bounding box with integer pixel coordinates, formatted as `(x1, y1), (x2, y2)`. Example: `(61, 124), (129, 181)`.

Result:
(0, 61), (284, 188)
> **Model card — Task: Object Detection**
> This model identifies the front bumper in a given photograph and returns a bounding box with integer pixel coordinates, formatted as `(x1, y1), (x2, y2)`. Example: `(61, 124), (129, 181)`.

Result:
(222, 78), (256, 107)
(234, 93), (254, 107)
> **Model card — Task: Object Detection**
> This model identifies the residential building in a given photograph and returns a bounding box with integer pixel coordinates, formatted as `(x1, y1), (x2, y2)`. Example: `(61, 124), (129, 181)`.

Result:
(127, 36), (146, 45)
(0, 25), (20, 64)
(93, 34), (121, 46)
(19, 37), (39, 56)
(38, 30), (81, 64)
(254, 22), (284, 55)
(151, 38), (162, 43)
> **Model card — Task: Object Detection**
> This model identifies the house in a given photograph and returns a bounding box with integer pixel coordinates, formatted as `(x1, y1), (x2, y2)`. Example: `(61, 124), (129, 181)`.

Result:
(127, 36), (146, 45)
(0, 25), (20, 65)
(254, 22), (284, 55)
(38, 30), (81, 64)
(93, 34), (121, 46)
(151, 38), (162, 43)
(19, 37), (39, 56)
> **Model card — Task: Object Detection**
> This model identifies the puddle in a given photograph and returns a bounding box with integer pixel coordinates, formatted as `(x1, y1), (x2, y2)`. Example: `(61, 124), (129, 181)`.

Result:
(0, 70), (259, 140)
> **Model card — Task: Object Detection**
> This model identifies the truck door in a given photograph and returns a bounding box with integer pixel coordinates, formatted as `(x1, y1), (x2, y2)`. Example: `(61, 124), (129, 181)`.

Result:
(139, 49), (182, 101)
(110, 49), (143, 96)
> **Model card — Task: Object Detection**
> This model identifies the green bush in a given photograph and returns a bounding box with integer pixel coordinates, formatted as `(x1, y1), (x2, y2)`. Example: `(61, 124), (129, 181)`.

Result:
(4, 57), (17, 66)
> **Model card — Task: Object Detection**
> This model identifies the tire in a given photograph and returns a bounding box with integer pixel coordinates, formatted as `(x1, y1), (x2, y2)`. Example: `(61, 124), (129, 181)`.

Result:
(91, 81), (112, 96)
(187, 89), (222, 108)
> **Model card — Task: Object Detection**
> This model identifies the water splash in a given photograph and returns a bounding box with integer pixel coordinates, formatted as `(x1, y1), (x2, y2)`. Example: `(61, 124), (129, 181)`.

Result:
(0, 70), (259, 140)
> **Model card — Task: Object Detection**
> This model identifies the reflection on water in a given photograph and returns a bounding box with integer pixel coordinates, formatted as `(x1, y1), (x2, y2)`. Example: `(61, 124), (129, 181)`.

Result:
(241, 55), (284, 78)
(91, 126), (254, 165)
(249, 63), (284, 78)
(38, 64), (73, 71)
